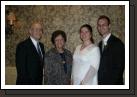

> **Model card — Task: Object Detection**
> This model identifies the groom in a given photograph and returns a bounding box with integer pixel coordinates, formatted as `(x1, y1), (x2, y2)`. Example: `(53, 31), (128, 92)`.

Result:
(97, 15), (125, 85)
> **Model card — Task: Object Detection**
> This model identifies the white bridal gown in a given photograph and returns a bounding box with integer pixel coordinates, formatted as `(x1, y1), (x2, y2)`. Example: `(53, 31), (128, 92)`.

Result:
(71, 44), (100, 85)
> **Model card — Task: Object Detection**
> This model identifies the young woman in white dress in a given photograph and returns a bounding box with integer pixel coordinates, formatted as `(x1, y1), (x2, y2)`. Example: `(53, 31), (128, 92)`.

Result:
(71, 24), (100, 85)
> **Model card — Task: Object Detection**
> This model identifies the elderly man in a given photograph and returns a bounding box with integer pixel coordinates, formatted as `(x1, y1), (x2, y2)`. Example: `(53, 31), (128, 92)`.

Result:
(16, 21), (45, 85)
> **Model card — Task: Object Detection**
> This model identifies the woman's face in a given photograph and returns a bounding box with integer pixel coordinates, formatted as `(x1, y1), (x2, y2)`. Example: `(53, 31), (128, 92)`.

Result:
(80, 27), (91, 42)
(55, 35), (65, 49)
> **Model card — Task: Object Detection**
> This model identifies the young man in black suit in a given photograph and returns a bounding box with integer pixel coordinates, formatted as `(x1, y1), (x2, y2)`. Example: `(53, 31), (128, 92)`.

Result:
(97, 15), (125, 85)
(16, 21), (45, 85)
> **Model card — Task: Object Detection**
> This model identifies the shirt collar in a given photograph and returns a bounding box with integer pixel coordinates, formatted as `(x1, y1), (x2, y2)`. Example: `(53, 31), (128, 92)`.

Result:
(30, 36), (38, 48)
(102, 33), (111, 45)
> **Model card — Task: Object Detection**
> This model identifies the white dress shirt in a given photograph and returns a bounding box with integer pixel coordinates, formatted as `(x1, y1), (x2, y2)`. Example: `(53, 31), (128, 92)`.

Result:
(102, 33), (111, 46)
(30, 36), (42, 57)
(102, 33), (111, 51)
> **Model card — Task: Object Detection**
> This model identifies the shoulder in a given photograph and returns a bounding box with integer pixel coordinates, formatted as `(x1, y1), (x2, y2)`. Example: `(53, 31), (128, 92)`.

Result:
(75, 44), (82, 51)
(111, 35), (123, 43)
(90, 44), (100, 52)
(88, 44), (99, 50)
(98, 40), (102, 45)
(39, 42), (45, 50)
(39, 42), (44, 46)
(88, 45), (100, 59)
(111, 35), (124, 47)
(77, 44), (82, 48)
(45, 48), (56, 57)
(16, 38), (30, 49)
(64, 49), (72, 56)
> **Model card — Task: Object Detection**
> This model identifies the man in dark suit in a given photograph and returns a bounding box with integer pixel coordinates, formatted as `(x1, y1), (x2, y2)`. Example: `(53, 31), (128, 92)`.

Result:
(16, 21), (45, 85)
(97, 15), (125, 85)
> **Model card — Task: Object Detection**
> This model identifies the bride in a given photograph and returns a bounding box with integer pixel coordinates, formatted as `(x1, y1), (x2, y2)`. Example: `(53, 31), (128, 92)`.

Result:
(71, 24), (100, 85)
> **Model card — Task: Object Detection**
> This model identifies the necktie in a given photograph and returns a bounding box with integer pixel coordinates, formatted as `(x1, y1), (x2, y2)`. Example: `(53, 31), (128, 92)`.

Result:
(37, 42), (43, 59)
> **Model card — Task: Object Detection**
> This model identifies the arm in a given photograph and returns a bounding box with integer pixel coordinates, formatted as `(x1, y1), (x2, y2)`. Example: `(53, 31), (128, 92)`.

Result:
(16, 43), (29, 84)
(80, 66), (96, 85)
(43, 55), (48, 85)
(111, 42), (125, 84)
(43, 54), (52, 85)
(67, 51), (73, 85)
(80, 47), (100, 85)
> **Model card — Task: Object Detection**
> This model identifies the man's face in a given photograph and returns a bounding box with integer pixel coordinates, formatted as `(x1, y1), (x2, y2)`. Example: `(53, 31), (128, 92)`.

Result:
(97, 18), (110, 37)
(29, 23), (43, 40)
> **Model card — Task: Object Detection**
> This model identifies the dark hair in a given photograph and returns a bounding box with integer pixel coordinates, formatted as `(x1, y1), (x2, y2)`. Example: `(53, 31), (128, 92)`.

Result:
(79, 24), (94, 43)
(51, 30), (67, 45)
(98, 15), (110, 25)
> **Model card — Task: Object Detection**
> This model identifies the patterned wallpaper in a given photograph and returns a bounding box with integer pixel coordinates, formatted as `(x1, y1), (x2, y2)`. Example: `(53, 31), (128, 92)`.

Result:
(5, 5), (125, 66)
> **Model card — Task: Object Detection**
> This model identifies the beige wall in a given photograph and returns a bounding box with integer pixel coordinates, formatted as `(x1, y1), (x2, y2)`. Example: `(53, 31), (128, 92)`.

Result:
(5, 5), (125, 66)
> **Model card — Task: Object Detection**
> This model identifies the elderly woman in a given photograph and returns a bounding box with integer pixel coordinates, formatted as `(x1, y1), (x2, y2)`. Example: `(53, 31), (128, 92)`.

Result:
(44, 30), (72, 85)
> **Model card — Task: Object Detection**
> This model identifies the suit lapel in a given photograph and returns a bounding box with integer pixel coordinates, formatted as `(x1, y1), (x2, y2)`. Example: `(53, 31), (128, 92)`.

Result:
(99, 34), (114, 55)
(28, 38), (40, 58)
(99, 41), (103, 55)
(105, 34), (115, 49)
(39, 43), (44, 57)
(27, 37), (45, 61)
(39, 43), (46, 60)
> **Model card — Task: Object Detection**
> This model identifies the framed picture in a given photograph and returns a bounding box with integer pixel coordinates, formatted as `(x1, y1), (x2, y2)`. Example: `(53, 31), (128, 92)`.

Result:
(1, 0), (135, 95)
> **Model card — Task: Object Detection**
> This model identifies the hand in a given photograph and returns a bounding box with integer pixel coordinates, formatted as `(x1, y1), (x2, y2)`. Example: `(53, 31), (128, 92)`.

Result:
(70, 80), (73, 85)
(80, 80), (84, 85)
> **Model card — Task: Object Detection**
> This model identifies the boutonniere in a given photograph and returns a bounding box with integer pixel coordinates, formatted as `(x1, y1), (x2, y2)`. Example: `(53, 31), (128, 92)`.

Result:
(104, 43), (107, 47)
(104, 44), (108, 49)
(102, 43), (107, 51)
(62, 61), (66, 64)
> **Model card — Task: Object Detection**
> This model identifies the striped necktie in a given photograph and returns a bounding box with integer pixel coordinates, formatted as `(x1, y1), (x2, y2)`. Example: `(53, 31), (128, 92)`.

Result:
(37, 42), (43, 59)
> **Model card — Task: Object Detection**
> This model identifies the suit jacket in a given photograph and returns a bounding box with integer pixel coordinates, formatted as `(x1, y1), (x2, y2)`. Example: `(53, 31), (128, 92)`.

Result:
(98, 34), (125, 85)
(16, 37), (45, 85)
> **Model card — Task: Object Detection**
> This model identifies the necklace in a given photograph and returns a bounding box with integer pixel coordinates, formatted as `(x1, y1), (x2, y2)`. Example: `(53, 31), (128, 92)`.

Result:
(80, 43), (92, 51)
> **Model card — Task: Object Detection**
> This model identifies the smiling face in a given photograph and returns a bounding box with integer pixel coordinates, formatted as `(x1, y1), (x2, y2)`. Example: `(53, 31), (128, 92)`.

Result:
(97, 18), (110, 37)
(80, 27), (92, 42)
(29, 23), (43, 41)
(54, 35), (65, 50)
